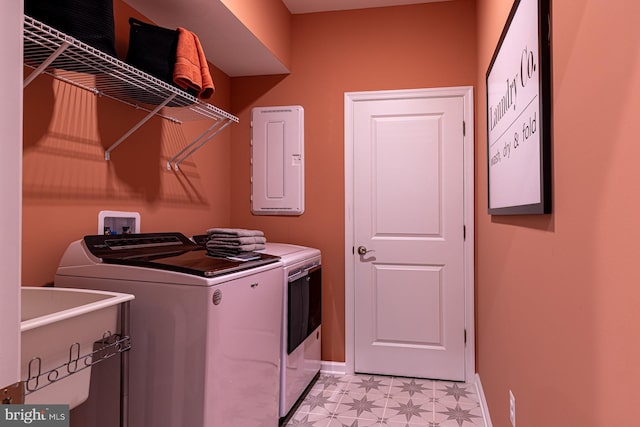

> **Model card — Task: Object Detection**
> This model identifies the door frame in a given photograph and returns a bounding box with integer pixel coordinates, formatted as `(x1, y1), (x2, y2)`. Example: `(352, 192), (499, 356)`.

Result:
(344, 86), (475, 381)
(0, 0), (23, 390)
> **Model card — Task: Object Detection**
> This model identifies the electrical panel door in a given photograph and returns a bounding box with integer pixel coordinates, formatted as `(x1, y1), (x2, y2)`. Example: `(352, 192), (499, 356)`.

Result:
(251, 106), (304, 215)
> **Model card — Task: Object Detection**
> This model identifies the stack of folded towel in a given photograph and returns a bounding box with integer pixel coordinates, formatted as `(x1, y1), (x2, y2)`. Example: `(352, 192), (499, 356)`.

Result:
(205, 228), (266, 258)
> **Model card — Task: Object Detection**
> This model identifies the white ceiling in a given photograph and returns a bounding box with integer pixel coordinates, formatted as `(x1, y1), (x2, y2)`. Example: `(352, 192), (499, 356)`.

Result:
(123, 0), (451, 77)
(282, 0), (450, 14)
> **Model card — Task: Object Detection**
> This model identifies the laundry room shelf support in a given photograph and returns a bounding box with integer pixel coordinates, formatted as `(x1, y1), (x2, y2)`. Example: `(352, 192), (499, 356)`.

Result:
(23, 40), (70, 88)
(167, 117), (233, 171)
(23, 15), (239, 165)
(105, 94), (177, 161)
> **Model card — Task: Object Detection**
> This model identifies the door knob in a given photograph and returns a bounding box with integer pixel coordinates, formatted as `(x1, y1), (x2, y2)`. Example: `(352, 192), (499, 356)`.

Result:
(357, 246), (372, 255)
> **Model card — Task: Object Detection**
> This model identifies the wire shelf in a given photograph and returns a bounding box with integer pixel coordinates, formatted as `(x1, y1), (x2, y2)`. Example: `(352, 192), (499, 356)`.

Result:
(23, 15), (239, 168)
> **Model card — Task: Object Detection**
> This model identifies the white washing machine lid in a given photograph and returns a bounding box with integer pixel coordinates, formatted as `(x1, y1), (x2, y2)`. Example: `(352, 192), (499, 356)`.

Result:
(56, 233), (283, 287)
(259, 243), (320, 266)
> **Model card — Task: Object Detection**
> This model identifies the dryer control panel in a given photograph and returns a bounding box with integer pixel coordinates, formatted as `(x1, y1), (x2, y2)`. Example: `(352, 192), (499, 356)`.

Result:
(84, 232), (197, 259)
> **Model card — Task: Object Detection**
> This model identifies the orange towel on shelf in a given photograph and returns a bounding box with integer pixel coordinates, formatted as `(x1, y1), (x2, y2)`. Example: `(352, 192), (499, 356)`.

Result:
(173, 27), (215, 99)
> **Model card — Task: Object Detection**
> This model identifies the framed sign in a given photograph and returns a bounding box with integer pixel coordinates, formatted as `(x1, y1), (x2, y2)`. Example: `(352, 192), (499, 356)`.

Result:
(486, 0), (552, 215)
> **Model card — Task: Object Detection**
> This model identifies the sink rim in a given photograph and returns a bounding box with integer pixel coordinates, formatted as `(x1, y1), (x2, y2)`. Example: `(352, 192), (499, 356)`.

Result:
(21, 287), (134, 332)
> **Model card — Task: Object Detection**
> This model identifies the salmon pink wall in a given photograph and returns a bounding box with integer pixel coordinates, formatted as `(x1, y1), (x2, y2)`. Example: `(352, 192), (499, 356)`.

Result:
(22, 0), (233, 286)
(229, 0), (477, 362)
(476, 0), (640, 426)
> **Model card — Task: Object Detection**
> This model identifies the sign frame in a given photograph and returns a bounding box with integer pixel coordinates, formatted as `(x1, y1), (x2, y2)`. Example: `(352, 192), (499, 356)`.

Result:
(486, 0), (552, 215)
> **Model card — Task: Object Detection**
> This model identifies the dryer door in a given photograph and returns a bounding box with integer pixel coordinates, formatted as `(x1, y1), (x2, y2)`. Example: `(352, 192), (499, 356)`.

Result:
(287, 265), (321, 354)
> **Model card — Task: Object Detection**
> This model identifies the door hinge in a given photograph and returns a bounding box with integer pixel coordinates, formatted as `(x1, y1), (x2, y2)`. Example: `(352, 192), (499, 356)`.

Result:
(463, 225), (466, 241)
(463, 121), (466, 136)
(352, 246), (355, 255)
(464, 329), (467, 345)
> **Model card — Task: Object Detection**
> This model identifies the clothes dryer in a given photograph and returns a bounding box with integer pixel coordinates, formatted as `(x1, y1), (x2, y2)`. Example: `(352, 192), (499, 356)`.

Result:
(258, 243), (322, 420)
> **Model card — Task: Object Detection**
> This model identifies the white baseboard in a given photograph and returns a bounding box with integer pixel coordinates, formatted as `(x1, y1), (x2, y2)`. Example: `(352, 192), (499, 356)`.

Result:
(320, 360), (347, 376)
(475, 373), (493, 427)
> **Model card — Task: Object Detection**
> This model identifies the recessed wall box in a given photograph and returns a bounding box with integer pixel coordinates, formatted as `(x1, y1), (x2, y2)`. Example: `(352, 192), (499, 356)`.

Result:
(251, 106), (304, 216)
(98, 210), (141, 235)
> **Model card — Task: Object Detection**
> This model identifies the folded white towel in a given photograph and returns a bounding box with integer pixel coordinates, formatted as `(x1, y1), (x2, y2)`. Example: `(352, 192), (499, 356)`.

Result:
(207, 236), (267, 245)
(206, 228), (265, 238)
(206, 247), (239, 257)
(206, 241), (266, 252)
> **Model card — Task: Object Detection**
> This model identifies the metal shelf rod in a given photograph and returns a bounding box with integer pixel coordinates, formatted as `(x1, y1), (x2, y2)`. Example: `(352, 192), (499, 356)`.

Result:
(105, 94), (177, 160)
(23, 41), (70, 88)
(166, 119), (225, 170)
(170, 119), (233, 171)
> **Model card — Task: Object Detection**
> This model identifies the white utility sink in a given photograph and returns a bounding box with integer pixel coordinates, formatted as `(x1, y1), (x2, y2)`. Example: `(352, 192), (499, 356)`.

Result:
(21, 287), (134, 409)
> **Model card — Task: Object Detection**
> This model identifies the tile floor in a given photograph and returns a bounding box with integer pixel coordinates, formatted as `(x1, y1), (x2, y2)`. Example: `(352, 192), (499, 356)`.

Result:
(285, 373), (486, 427)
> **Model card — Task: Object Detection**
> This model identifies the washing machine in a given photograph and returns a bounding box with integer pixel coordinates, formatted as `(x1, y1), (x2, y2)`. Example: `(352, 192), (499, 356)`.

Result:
(54, 232), (283, 427)
(259, 243), (322, 421)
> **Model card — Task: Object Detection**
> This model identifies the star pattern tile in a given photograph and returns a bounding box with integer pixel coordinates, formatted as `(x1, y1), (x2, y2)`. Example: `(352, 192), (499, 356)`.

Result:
(285, 374), (485, 427)
(435, 402), (483, 426)
(305, 392), (335, 410)
(340, 395), (385, 418)
(350, 376), (389, 394)
(317, 374), (351, 391)
(440, 384), (472, 401)
(299, 390), (340, 416)
(435, 382), (480, 405)
(386, 398), (431, 423)
(392, 378), (433, 400)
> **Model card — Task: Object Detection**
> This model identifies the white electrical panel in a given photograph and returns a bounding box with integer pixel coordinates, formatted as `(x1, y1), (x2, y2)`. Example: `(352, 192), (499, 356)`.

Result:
(251, 106), (304, 215)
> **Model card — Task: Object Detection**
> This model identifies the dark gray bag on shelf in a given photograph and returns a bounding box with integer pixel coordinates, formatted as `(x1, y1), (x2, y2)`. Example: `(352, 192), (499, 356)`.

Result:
(125, 18), (179, 85)
(25, 0), (117, 57)
(125, 18), (197, 106)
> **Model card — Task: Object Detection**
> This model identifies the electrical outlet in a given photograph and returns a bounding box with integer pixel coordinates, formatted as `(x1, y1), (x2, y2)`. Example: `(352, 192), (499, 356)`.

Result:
(509, 390), (516, 427)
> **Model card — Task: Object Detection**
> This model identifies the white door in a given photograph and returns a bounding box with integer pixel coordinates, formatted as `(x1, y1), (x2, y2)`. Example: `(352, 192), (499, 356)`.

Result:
(350, 89), (467, 381)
